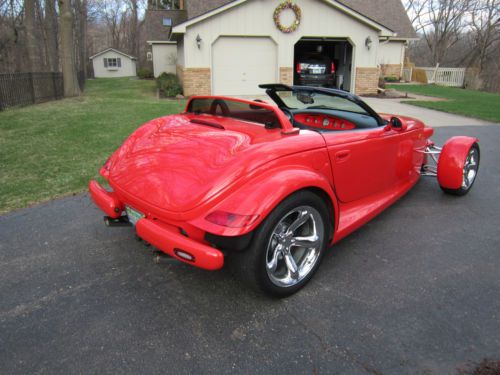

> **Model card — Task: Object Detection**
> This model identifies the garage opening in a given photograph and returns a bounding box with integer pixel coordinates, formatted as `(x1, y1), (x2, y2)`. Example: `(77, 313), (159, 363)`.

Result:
(294, 38), (353, 92)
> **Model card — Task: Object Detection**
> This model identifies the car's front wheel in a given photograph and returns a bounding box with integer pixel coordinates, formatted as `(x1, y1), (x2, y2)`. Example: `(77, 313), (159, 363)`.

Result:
(231, 191), (329, 297)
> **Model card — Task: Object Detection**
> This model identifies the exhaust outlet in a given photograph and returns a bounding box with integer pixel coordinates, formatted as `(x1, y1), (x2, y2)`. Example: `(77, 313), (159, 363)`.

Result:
(104, 216), (131, 227)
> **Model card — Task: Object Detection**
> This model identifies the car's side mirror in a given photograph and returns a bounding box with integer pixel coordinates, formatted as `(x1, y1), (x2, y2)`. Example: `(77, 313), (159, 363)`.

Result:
(390, 117), (405, 131)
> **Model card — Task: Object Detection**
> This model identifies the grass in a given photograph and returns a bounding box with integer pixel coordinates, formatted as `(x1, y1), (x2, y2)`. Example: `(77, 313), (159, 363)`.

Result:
(387, 84), (500, 123)
(0, 78), (186, 214)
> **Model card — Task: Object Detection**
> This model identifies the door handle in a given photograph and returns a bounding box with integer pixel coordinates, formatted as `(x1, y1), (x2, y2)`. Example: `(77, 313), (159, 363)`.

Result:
(335, 150), (351, 162)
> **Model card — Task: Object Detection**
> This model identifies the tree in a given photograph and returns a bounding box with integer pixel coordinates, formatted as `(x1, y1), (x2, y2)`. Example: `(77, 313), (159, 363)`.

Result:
(24, 0), (37, 71)
(44, 0), (59, 72)
(405, 0), (473, 65)
(468, 0), (500, 71)
(59, 0), (80, 96)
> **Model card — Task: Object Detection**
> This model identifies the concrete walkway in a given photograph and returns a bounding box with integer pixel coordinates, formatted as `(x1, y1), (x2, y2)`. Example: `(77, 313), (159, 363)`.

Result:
(363, 97), (495, 127)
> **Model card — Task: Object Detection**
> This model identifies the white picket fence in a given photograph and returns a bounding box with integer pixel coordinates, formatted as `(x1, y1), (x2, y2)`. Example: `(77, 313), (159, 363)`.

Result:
(419, 67), (466, 87)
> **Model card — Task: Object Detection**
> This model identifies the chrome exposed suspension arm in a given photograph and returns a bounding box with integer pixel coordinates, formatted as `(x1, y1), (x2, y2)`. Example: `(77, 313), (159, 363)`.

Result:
(421, 144), (442, 177)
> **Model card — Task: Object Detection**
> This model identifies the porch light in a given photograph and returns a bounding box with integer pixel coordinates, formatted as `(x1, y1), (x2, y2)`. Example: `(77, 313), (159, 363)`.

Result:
(196, 34), (202, 49)
(365, 36), (373, 50)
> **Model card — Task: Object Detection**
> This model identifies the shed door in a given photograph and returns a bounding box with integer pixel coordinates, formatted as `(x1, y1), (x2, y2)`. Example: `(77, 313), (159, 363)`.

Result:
(212, 37), (277, 96)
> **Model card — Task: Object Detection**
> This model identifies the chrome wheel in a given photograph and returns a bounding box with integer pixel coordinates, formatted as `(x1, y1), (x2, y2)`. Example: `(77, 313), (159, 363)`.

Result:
(462, 147), (479, 189)
(265, 206), (325, 288)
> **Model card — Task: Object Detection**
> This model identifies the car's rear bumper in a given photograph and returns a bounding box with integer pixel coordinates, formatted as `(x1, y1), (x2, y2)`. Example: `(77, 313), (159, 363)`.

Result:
(298, 74), (335, 87)
(88, 179), (224, 271)
(136, 218), (224, 271)
(89, 180), (123, 218)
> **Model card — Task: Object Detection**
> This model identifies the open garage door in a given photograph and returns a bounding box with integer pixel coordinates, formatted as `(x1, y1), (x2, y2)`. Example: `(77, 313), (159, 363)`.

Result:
(294, 38), (353, 92)
(212, 36), (277, 96)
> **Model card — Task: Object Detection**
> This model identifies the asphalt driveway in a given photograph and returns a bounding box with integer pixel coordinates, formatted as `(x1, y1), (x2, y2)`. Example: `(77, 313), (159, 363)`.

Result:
(1, 125), (499, 375)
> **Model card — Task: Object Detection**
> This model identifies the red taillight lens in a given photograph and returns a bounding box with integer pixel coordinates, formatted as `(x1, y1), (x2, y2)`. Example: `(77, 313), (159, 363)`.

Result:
(296, 63), (301, 74)
(205, 211), (259, 228)
(331, 62), (335, 74)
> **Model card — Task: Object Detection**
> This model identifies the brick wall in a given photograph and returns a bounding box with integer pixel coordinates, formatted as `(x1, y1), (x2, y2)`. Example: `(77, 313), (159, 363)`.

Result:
(280, 67), (293, 85)
(380, 64), (402, 78)
(181, 68), (211, 96)
(355, 67), (380, 95)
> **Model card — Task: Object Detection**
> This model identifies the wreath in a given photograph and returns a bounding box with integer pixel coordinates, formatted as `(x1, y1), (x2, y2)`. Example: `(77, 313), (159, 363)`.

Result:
(273, 1), (302, 34)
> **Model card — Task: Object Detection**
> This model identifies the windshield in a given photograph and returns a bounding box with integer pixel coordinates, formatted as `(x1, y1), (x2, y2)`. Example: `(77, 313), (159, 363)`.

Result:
(276, 90), (368, 115)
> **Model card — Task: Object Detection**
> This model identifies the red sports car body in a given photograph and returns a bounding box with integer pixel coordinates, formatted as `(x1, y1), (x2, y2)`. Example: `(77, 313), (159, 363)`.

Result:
(89, 84), (480, 296)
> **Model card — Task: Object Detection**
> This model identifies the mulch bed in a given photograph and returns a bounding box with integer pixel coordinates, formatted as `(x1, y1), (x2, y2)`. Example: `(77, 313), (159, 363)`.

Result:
(470, 360), (500, 375)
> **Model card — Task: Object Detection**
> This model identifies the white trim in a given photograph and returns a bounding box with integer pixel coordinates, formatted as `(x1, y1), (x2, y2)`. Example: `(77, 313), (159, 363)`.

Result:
(147, 41), (178, 45)
(89, 48), (136, 60)
(172, 0), (395, 37)
(382, 37), (419, 42)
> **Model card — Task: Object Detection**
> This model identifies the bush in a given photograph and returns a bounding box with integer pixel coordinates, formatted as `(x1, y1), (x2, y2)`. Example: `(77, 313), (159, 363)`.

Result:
(384, 76), (399, 82)
(156, 72), (182, 97)
(137, 68), (153, 79)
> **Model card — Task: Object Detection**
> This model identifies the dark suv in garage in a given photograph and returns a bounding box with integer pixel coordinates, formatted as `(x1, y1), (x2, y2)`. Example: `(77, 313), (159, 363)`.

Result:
(296, 48), (336, 88)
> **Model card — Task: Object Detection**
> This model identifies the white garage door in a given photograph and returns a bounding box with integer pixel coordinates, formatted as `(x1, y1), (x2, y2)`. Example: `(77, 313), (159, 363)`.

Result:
(212, 36), (277, 96)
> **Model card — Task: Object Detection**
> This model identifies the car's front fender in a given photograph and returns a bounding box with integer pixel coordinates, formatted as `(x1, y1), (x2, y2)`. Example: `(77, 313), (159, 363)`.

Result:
(189, 166), (339, 238)
(437, 136), (479, 190)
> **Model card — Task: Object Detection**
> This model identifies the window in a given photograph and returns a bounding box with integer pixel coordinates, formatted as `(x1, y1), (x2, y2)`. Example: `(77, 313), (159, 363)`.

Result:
(161, 0), (181, 10)
(163, 18), (172, 26)
(103, 57), (122, 68)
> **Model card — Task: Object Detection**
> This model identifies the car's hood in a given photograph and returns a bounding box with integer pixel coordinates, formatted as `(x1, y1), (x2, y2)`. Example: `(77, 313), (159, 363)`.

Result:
(108, 114), (324, 213)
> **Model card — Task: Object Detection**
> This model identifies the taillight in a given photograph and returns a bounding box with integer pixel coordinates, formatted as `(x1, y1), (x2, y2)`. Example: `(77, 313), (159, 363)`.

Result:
(296, 63), (301, 74)
(205, 211), (259, 228)
(331, 62), (335, 74)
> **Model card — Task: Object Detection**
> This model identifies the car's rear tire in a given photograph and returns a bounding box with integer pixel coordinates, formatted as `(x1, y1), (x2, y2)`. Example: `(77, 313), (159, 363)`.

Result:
(440, 144), (480, 196)
(229, 191), (329, 297)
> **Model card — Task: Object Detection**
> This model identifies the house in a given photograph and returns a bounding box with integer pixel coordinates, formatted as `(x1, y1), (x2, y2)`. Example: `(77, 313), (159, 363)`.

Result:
(90, 48), (137, 78)
(145, 0), (417, 96)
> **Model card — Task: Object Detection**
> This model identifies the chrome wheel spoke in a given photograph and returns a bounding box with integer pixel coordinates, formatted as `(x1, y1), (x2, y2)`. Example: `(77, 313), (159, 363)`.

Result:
(287, 210), (309, 234)
(292, 235), (319, 248)
(266, 244), (283, 273)
(462, 148), (479, 189)
(284, 252), (299, 280)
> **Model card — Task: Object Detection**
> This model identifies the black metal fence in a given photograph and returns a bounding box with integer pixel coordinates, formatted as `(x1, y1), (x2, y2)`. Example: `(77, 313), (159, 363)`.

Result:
(0, 71), (85, 111)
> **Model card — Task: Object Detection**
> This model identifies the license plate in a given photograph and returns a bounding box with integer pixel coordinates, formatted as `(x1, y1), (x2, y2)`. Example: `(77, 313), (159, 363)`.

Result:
(126, 206), (144, 226)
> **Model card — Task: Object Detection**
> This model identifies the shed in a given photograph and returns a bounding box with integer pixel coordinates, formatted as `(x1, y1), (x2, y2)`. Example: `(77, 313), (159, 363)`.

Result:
(90, 48), (137, 78)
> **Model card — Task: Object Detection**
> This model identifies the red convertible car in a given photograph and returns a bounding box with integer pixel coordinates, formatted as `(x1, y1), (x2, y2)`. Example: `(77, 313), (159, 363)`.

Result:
(89, 84), (480, 296)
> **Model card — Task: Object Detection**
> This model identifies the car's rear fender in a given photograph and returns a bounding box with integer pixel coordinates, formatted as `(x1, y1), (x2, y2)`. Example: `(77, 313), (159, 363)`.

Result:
(437, 136), (479, 190)
(189, 167), (339, 240)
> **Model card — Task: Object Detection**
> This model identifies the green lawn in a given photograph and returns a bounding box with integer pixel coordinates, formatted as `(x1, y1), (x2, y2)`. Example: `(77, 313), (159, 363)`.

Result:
(0, 78), (186, 214)
(387, 84), (500, 123)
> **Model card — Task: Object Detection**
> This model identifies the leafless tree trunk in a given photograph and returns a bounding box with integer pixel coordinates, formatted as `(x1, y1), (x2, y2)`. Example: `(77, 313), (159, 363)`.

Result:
(24, 0), (37, 71)
(129, 0), (139, 58)
(44, 0), (59, 71)
(59, 0), (80, 96)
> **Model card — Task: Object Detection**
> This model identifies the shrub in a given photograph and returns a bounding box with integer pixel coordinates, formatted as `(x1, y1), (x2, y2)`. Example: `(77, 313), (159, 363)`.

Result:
(156, 72), (182, 97)
(137, 68), (153, 79)
(384, 76), (399, 82)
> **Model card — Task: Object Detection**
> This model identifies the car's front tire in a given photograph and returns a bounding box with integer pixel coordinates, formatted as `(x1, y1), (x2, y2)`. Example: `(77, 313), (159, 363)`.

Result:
(231, 191), (329, 297)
